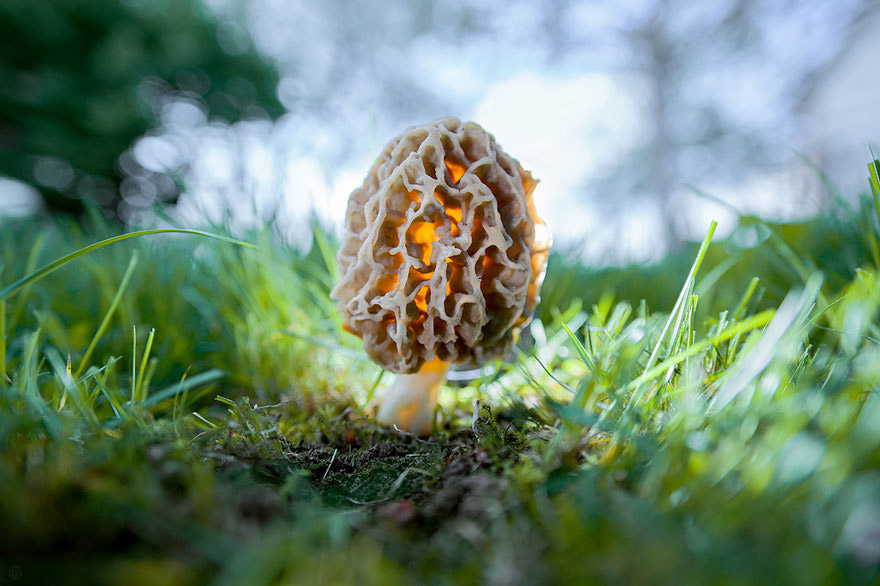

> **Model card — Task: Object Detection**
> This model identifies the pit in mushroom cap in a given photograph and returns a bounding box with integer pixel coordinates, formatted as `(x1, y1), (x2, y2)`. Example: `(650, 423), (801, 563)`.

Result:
(332, 117), (551, 375)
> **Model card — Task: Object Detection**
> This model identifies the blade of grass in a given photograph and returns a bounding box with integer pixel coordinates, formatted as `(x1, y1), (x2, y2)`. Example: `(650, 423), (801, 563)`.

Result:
(192, 411), (218, 429)
(0, 298), (6, 383)
(74, 252), (139, 378)
(626, 309), (776, 394)
(312, 219), (339, 283)
(526, 343), (577, 394)
(93, 376), (124, 420)
(135, 328), (155, 402)
(662, 278), (694, 362)
(144, 368), (226, 408)
(80, 356), (122, 383)
(46, 346), (100, 430)
(626, 221), (717, 412)
(561, 322), (598, 375)
(281, 329), (367, 360)
(215, 395), (236, 407)
(17, 328), (63, 439)
(366, 369), (385, 404)
(141, 358), (159, 401)
(8, 234), (47, 329)
(22, 328), (42, 401)
(0, 229), (255, 302)
(694, 255), (741, 298)
(724, 279), (761, 367)
(172, 366), (192, 434)
(868, 149), (880, 228)
(131, 325), (137, 403)
(732, 277), (760, 321)
(711, 274), (822, 411)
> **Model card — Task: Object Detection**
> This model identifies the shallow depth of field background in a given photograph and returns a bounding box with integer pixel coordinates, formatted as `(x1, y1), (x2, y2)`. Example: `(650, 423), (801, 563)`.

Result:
(2, 0), (878, 261)
(3, 3), (880, 585)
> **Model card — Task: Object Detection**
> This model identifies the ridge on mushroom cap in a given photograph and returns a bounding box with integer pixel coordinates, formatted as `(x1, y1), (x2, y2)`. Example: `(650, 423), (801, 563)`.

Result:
(331, 117), (551, 374)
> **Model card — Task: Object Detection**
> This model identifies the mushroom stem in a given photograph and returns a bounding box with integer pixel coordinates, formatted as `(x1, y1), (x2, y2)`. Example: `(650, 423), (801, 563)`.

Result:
(376, 358), (449, 435)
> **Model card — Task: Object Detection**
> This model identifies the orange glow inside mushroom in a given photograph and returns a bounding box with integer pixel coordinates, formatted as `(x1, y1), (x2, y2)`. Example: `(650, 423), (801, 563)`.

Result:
(444, 258), (453, 296)
(414, 285), (429, 312)
(407, 220), (442, 265)
(444, 159), (466, 183)
(411, 221), (437, 243)
(376, 273), (399, 295)
(446, 204), (462, 237)
(434, 190), (463, 237)
(446, 205), (462, 223)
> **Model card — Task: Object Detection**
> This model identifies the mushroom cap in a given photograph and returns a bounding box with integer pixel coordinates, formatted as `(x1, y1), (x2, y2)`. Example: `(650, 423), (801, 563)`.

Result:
(331, 117), (551, 374)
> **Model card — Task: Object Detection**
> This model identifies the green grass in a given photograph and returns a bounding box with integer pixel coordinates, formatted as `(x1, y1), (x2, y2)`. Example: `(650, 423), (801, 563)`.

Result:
(1, 165), (880, 585)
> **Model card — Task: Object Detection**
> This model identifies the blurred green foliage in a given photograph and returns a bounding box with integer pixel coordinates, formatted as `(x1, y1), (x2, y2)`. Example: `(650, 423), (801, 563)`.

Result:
(0, 212), (365, 403)
(1, 190), (879, 584)
(540, 198), (878, 324)
(0, 0), (282, 214)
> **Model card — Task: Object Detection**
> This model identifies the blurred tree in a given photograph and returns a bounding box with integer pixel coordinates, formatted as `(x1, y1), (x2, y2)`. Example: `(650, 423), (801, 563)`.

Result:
(549, 0), (872, 249)
(0, 0), (283, 216)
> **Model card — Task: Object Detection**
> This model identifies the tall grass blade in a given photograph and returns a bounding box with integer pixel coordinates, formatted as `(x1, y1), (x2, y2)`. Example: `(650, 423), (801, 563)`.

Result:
(627, 221), (717, 411)
(22, 328), (42, 401)
(192, 411), (218, 429)
(0, 298), (6, 383)
(711, 274), (823, 411)
(131, 325), (137, 403)
(74, 252), (139, 378)
(46, 346), (100, 429)
(94, 377), (124, 420)
(8, 234), (46, 330)
(526, 343), (577, 394)
(868, 150), (880, 228)
(143, 369), (226, 408)
(312, 219), (339, 283)
(732, 277), (760, 321)
(366, 369), (384, 404)
(0, 229), (255, 302)
(135, 328), (155, 402)
(627, 308), (775, 393)
(561, 322), (597, 374)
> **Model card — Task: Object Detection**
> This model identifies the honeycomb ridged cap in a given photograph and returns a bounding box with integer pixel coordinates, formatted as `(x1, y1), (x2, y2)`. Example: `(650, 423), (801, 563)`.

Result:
(331, 118), (551, 373)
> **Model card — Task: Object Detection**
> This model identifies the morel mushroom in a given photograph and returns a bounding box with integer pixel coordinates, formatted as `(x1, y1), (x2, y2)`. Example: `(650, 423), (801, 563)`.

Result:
(331, 118), (551, 434)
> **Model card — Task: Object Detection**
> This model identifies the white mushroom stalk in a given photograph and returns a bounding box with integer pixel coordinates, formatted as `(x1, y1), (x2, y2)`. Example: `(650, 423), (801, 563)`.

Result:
(376, 358), (449, 435)
(331, 118), (551, 435)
